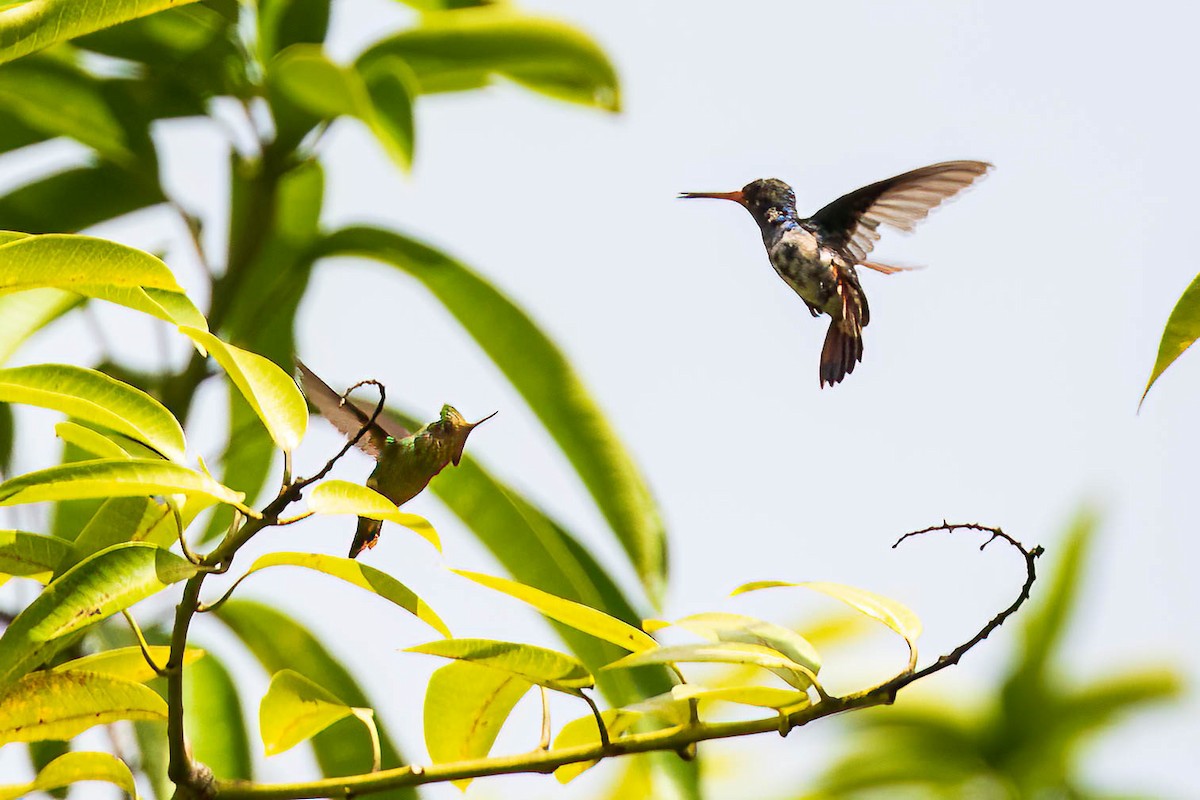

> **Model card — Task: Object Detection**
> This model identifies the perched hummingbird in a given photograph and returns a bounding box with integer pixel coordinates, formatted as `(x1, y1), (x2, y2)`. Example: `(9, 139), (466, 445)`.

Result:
(296, 361), (495, 558)
(680, 160), (991, 387)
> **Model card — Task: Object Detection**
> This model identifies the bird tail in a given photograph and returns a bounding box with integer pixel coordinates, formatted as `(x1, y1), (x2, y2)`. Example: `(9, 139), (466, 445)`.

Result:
(819, 282), (866, 387)
(349, 516), (382, 558)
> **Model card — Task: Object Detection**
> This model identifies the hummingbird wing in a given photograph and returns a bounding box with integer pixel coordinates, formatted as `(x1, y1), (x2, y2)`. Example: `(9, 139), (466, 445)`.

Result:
(295, 360), (393, 460)
(808, 160), (991, 263)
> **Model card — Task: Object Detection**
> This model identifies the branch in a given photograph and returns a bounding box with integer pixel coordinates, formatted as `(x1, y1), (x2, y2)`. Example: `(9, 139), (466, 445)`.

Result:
(210, 522), (1042, 799)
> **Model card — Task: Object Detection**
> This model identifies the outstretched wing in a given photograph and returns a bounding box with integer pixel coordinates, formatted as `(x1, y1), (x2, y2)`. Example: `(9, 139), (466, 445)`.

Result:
(808, 160), (991, 262)
(295, 360), (400, 460)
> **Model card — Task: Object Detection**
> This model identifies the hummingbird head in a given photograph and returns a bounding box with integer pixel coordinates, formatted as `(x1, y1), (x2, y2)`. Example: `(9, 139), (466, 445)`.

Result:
(433, 405), (497, 465)
(679, 178), (797, 231)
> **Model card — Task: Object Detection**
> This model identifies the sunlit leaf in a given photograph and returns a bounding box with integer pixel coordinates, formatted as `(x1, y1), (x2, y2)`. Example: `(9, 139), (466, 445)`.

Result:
(54, 422), (131, 460)
(670, 683), (809, 711)
(0, 669), (166, 745)
(0, 0), (204, 64)
(732, 580), (922, 659)
(52, 645), (204, 684)
(0, 289), (79, 366)
(423, 661), (529, 791)
(0, 458), (246, 510)
(0, 751), (138, 800)
(357, 7), (620, 111)
(605, 642), (819, 691)
(307, 479), (440, 551)
(0, 530), (72, 582)
(178, 326), (307, 451)
(1142, 271), (1200, 404)
(0, 364), (186, 461)
(0, 543), (198, 689)
(260, 669), (357, 756)
(552, 707), (652, 783)
(0, 162), (165, 235)
(216, 600), (416, 799)
(315, 227), (667, 605)
(232, 552), (450, 637)
(453, 569), (657, 653)
(406, 639), (593, 694)
(258, 0), (329, 58)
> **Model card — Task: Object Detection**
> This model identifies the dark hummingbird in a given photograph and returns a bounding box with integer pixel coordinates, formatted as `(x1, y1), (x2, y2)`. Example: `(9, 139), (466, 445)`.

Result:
(296, 361), (495, 558)
(680, 160), (991, 387)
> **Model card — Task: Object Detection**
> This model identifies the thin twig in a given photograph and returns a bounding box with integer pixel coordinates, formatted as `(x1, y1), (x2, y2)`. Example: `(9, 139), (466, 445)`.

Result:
(579, 690), (610, 749)
(122, 610), (167, 676)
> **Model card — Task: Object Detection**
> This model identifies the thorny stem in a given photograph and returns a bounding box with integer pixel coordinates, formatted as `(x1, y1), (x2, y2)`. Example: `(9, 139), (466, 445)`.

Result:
(201, 522), (1040, 799)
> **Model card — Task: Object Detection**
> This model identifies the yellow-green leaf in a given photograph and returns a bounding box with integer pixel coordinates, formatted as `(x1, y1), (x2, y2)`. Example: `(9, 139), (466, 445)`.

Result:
(53, 646), (204, 684)
(733, 580), (922, 665)
(55, 421), (131, 459)
(423, 661), (529, 790)
(452, 569), (657, 653)
(406, 639), (593, 694)
(604, 642), (819, 691)
(0, 288), (79, 366)
(0, 530), (72, 582)
(0, 364), (185, 461)
(259, 669), (355, 756)
(0, 751), (138, 800)
(0, 543), (198, 689)
(178, 326), (307, 451)
(307, 480), (440, 551)
(1142, 271), (1200, 404)
(0, 0), (204, 65)
(233, 552), (450, 637)
(0, 670), (166, 745)
(551, 707), (651, 783)
(0, 458), (246, 510)
(669, 683), (809, 711)
(656, 611), (821, 685)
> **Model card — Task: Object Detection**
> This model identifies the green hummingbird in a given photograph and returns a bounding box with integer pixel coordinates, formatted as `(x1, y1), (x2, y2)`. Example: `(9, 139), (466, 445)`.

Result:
(296, 361), (496, 558)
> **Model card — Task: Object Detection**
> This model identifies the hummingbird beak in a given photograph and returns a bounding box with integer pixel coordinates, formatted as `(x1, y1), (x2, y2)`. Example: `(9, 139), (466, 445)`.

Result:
(453, 410), (498, 465)
(678, 190), (746, 205)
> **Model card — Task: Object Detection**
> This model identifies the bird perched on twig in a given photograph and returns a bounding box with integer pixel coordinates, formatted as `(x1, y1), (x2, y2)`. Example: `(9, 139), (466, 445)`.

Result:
(680, 160), (991, 387)
(296, 361), (495, 557)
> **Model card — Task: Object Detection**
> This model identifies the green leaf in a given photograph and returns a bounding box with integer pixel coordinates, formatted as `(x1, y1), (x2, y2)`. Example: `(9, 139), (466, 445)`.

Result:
(452, 568), (657, 652)
(25, 740), (70, 800)
(670, 683), (810, 710)
(0, 751), (138, 800)
(0, 543), (198, 689)
(0, 235), (204, 330)
(0, 458), (246, 510)
(55, 421), (131, 460)
(270, 46), (414, 170)
(551, 707), (653, 783)
(0, 669), (166, 745)
(406, 639), (594, 694)
(0, 163), (164, 235)
(605, 642), (819, 691)
(0, 56), (132, 162)
(423, 661), (529, 791)
(0, 530), (73, 582)
(178, 326), (307, 451)
(307, 480), (440, 551)
(184, 646), (253, 781)
(257, 0), (329, 59)
(74, 2), (231, 65)
(260, 669), (357, 756)
(357, 7), (620, 111)
(52, 645), (204, 684)
(0, 364), (186, 461)
(232, 552), (450, 637)
(0, 401), (10, 476)
(733, 580), (922, 661)
(0, 289), (80, 366)
(215, 600), (416, 800)
(1143, 271), (1200, 404)
(314, 227), (666, 604)
(0, 0), (204, 64)
(649, 612), (821, 689)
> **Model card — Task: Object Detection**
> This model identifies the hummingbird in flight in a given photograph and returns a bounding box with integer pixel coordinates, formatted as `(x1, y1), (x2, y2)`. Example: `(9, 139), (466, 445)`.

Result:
(680, 160), (991, 387)
(296, 361), (496, 558)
